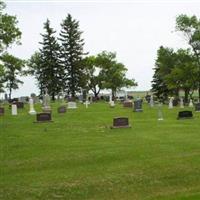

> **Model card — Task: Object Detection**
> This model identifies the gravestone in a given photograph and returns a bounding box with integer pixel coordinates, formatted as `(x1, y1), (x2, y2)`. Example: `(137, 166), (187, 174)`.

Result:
(29, 97), (36, 115)
(189, 99), (194, 108)
(123, 100), (133, 108)
(111, 117), (131, 128)
(169, 97), (173, 109)
(109, 100), (115, 108)
(0, 107), (5, 116)
(177, 111), (193, 120)
(180, 98), (184, 108)
(67, 101), (77, 109)
(133, 100), (143, 112)
(195, 103), (200, 112)
(11, 104), (17, 115)
(172, 99), (178, 106)
(58, 106), (67, 113)
(36, 113), (52, 122)
(150, 95), (154, 107)
(42, 88), (51, 113)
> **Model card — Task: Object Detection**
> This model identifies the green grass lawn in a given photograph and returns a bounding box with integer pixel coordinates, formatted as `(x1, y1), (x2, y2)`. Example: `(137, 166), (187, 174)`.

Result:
(1, 102), (200, 200)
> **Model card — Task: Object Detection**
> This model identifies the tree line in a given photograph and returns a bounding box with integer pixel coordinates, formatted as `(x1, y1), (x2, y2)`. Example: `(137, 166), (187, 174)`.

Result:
(0, 1), (136, 100)
(152, 15), (200, 102)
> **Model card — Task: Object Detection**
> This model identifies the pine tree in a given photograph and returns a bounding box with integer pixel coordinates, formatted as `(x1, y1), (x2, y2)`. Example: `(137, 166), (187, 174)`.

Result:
(38, 19), (64, 100)
(59, 14), (86, 98)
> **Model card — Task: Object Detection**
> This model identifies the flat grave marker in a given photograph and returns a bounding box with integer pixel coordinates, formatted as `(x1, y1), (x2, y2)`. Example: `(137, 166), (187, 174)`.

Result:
(177, 111), (193, 120)
(111, 117), (131, 129)
(35, 113), (52, 123)
(58, 106), (67, 113)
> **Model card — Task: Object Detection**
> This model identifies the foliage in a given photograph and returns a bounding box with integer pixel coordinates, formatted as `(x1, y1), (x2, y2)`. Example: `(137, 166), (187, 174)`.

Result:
(59, 14), (86, 98)
(1, 53), (24, 99)
(28, 19), (64, 100)
(176, 14), (200, 99)
(97, 51), (136, 97)
(0, 0), (21, 53)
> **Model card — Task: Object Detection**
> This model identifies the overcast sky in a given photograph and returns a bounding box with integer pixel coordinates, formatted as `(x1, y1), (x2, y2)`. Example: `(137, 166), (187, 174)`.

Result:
(4, 0), (200, 97)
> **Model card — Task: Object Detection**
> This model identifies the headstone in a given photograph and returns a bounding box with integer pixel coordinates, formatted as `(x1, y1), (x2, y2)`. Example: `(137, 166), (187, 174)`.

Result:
(82, 89), (87, 102)
(173, 99), (179, 106)
(133, 100), (143, 112)
(109, 100), (115, 108)
(42, 88), (51, 113)
(58, 106), (67, 113)
(67, 101), (77, 109)
(180, 98), (184, 108)
(195, 103), (200, 112)
(157, 103), (163, 121)
(111, 117), (131, 128)
(11, 104), (17, 115)
(36, 113), (52, 122)
(169, 97), (173, 109)
(123, 100), (133, 108)
(189, 99), (193, 108)
(177, 111), (193, 120)
(0, 107), (5, 116)
(29, 97), (36, 115)
(150, 95), (154, 107)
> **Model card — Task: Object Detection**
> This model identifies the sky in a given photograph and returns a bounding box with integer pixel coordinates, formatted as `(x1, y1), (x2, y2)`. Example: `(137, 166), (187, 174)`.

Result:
(3, 0), (200, 97)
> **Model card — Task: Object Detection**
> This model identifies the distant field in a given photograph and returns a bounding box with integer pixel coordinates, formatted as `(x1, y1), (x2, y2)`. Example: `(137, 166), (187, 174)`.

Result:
(1, 102), (200, 200)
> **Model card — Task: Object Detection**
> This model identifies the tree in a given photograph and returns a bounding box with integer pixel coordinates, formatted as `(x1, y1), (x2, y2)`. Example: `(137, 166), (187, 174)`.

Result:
(151, 46), (177, 100)
(0, 0), (22, 93)
(1, 53), (24, 99)
(28, 19), (64, 100)
(0, 0), (21, 53)
(81, 55), (103, 97)
(96, 51), (137, 98)
(165, 49), (197, 102)
(176, 14), (200, 100)
(59, 14), (86, 98)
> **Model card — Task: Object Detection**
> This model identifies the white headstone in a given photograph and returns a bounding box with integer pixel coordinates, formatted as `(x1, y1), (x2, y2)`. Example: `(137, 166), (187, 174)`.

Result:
(29, 97), (36, 115)
(68, 102), (77, 109)
(110, 100), (115, 108)
(150, 95), (154, 107)
(109, 94), (112, 103)
(169, 97), (173, 109)
(189, 99), (193, 107)
(180, 98), (184, 108)
(11, 104), (17, 115)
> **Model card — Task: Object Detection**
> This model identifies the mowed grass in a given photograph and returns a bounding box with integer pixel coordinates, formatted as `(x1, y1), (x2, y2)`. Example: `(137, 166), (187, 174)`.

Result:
(1, 101), (200, 200)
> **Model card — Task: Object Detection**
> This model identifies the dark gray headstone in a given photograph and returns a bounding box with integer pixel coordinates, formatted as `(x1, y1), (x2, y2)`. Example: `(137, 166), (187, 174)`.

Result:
(111, 117), (131, 128)
(134, 100), (143, 112)
(0, 107), (5, 116)
(58, 106), (67, 113)
(177, 111), (193, 120)
(195, 103), (200, 112)
(36, 113), (52, 122)
(173, 99), (179, 106)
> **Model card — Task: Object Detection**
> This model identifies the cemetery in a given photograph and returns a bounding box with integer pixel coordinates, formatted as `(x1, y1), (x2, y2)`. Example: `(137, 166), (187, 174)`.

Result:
(1, 0), (200, 199)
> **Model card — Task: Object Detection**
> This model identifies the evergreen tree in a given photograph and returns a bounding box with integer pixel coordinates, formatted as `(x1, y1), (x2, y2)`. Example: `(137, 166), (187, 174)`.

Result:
(59, 14), (86, 98)
(29, 19), (64, 100)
